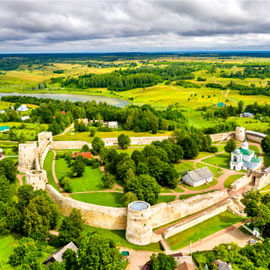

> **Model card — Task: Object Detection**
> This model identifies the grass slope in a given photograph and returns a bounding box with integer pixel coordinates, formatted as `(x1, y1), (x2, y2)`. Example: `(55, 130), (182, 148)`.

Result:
(167, 211), (243, 250)
(224, 174), (244, 188)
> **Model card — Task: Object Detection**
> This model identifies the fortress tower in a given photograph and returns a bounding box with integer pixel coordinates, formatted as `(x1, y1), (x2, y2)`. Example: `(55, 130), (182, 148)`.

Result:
(18, 142), (38, 172)
(26, 169), (47, 190)
(126, 201), (153, 245)
(235, 127), (246, 142)
(38, 132), (53, 146)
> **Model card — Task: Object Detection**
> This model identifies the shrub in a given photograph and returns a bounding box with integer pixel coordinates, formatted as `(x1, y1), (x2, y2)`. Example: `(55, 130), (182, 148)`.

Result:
(59, 177), (72, 193)
(208, 146), (218, 153)
(102, 173), (115, 189)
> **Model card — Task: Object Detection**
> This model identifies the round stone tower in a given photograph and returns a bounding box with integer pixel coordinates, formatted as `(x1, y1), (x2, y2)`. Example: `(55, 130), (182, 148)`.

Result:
(38, 131), (53, 145)
(26, 169), (47, 190)
(18, 142), (38, 172)
(126, 201), (152, 245)
(235, 127), (246, 142)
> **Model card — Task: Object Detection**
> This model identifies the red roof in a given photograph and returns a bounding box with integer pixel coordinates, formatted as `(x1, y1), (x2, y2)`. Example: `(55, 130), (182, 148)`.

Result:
(72, 152), (92, 159)
(53, 116), (56, 119)
(61, 111), (66, 115)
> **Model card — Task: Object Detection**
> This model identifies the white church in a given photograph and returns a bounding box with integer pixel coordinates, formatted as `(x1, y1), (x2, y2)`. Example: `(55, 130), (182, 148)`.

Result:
(230, 141), (262, 171)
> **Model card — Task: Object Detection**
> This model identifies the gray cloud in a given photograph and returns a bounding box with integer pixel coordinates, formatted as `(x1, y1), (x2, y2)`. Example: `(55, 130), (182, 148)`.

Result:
(0, 0), (270, 52)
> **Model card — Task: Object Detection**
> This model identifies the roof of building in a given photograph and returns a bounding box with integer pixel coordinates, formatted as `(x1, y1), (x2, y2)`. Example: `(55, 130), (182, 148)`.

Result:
(240, 148), (254, 156)
(246, 130), (267, 138)
(21, 116), (30, 121)
(72, 152), (92, 159)
(121, 251), (129, 256)
(251, 157), (261, 163)
(43, 242), (78, 265)
(233, 149), (241, 155)
(182, 167), (213, 184)
(177, 262), (195, 270)
(214, 260), (231, 270)
(243, 161), (260, 169)
(0, 126), (9, 131)
(17, 104), (29, 111)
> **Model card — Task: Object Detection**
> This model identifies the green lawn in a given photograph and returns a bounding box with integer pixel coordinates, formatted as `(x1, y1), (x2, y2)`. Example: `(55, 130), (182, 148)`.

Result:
(83, 225), (161, 251)
(55, 158), (104, 192)
(196, 152), (213, 159)
(174, 161), (195, 176)
(224, 174), (244, 188)
(157, 195), (176, 204)
(0, 142), (18, 156)
(249, 145), (260, 156)
(70, 192), (124, 207)
(160, 187), (173, 193)
(0, 234), (21, 269)
(22, 176), (26, 185)
(43, 150), (61, 192)
(180, 179), (218, 191)
(174, 186), (185, 193)
(167, 211), (243, 250)
(202, 153), (230, 169)
(264, 153), (270, 167)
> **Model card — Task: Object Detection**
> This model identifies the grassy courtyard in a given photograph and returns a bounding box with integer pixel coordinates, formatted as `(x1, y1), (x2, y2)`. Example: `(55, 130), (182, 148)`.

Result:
(55, 158), (104, 192)
(202, 153), (230, 169)
(167, 211), (244, 250)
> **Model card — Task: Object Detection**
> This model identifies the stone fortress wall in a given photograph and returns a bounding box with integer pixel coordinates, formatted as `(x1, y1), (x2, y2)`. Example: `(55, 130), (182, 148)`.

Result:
(18, 127), (270, 245)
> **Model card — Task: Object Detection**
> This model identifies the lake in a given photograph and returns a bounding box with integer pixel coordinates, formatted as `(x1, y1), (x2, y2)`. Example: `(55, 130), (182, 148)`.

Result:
(0, 92), (129, 108)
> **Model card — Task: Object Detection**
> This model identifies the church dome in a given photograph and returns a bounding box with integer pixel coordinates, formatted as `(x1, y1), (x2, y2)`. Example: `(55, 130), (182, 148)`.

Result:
(233, 148), (241, 155)
(242, 141), (249, 150)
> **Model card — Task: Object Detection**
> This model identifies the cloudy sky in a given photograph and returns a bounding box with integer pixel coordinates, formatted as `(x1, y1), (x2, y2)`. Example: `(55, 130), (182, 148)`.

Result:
(0, 0), (270, 53)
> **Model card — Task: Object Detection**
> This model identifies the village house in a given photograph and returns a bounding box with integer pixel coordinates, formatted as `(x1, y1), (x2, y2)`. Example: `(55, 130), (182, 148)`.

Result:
(240, 112), (253, 118)
(43, 242), (78, 266)
(0, 110), (5, 114)
(214, 260), (233, 270)
(21, 116), (30, 121)
(72, 152), (92, 159)
(230, 141), (262, 171)
(16, 104), (29, 112)
(182, 167), (213, 187)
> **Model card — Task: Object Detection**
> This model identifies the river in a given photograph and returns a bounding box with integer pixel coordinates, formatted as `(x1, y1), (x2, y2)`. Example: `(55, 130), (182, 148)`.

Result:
(0, 92), (129, 108)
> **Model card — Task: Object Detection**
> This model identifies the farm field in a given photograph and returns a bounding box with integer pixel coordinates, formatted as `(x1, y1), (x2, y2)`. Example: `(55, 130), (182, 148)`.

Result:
(167, 211), (244, 250)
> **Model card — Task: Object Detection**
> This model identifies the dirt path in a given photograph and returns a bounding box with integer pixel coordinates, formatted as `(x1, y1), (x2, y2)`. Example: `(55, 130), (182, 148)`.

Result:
(54, 124), (74, 137)
(17, 174), (24, 186)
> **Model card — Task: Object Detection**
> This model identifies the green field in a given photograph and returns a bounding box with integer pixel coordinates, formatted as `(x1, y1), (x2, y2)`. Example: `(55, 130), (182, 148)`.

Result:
(43, 150), (61, 192)
(167, 211), (243, 250)
(0, 234), (21, 270)
(0, 142), (18, 156)
(174, 161), (195, 175)
(224, 174), (244, 188)
(202, 153), (230, 169)
(55, 158), (104, 192)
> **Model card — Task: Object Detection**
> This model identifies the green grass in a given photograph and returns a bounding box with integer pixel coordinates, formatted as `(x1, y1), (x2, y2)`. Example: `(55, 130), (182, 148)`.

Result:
(224, 174), (244, 188)
(83, 225), (161, 251)
(43, 150), (61, 192)
(174, 161), (195, 175)
(202, 153), (230, 169)
(196, 152), (213, 159)
(70, 192), (124, 207)
(179, 190), (216, 200)
(249, 145), (260, 156)
(157, 195), (176, 204)
(22, 176), (26, 185)
(180, 179), (218, 191)
(0, 142), (18, 156)
(167, 211), (243, 250)
(0, 234), (21, 269)
(54, 130), (172, 143)
(264, 153), (270, 167)
(174, 186), (185, 193)
(55, 158), (104, 192)
(160, 187), (173, 193)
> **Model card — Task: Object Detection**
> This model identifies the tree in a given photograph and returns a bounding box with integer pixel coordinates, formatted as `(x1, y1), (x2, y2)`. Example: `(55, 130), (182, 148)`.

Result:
(117, 134), (131, 149)
(59, 209), (84, 245)
(89, 127), (96, 137)
(225, 138), (237, 153)
(23, 195), (59, 239)
(19, 132), (27, 143)
(9, 238), (43, 267)
(116, 156), (136, 182)
(70, 159), (85, 177)
(122, 192), (137, 206)
(0, 158), (17, 182)
(262, 136), (270, 154)
(0, 176), (13, 203)
(81, 144), (90, 153)
(91, 137), (104, 155)
(179, 136), (199, 159)
(238, 100), (244, 114)
(148, 253), (177, 270)
(101, 173), (115, 189)
(48, 121), (61, 135)
(124, 174), (161, 205)
(76, 233), (126, 270)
